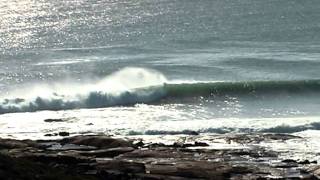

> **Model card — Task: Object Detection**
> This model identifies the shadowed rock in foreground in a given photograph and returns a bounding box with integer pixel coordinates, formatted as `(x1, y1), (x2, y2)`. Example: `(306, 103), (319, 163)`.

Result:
(0, 134), (319, 180)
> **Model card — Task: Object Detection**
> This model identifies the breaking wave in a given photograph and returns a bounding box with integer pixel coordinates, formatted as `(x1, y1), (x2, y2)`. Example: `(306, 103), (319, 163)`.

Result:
(0, 67), (167, 114)
(1, 67), (320, 114)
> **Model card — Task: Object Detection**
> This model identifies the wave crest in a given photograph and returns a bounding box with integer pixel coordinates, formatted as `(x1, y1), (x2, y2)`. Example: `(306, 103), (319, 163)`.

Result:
(0, 67), (167, 114)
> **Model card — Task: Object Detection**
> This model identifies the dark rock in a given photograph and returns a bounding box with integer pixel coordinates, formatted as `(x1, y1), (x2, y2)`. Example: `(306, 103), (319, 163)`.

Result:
(61, 135), (133, 149)
(58, 132), (70, 137)
(144, 130), (199, 136)
(282, 159), (298, 163)
(274, 163), (298, 168)
(97, 160), (145, 173)
(0, 138), (37, 149)
(173, 142), (209, 148)
(229, 148), (277, 158)
(225, 133), (301, 144)
(44, 118), (64, 123)
(0, 134), (317, 179)
(134, 140), (144, 147)
(0, 153), (98, 180)
(22, 153), (91, 165)
(194, 141), (209, 147)
(172, 142), (184, 148)
(144, 142), (166, 148)
(266, 133), (301, 141)
(79, 147), (135, 157)
(97, 169), (130, 180)
(298, 160), (317, 165)
(146, 160), (233, 179)
(46, 143), (97, 151)
(133, 173), (195, 180)
(121, 149), (184, 159)
(44, 133), (58, 137)
(184, 131), (199, 136)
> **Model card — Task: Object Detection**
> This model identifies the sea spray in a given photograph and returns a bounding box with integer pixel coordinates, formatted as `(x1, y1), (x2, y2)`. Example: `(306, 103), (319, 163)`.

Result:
(0, 67), (167, 114)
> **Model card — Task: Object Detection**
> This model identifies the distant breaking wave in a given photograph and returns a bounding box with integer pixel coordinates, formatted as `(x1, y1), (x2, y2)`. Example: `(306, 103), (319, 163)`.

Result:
(1, 67), (320, 114)
(128, 122), (320, 135)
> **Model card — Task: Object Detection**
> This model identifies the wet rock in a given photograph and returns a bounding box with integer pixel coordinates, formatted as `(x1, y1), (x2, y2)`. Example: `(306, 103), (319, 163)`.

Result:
(0, 138), (37, 149)
(144, 130), (199, 136)
(44, 133), (58, 137)
(307, 166), (320, 179)
(120, 149), (184, 159)
(144, 142), (166, 148)
(172, 142), (185, 148)
(229, 148), (277, 158)
(265, 133), (301, 141)
(282, 159), (297, 163)
(46, 143), (97, 151)
(97, 160), (145, 173)
(146, 160), (234, 179)
(224, 133), (301, 144)
(298, 160), (317, 165)
(170, 141), (209, 148)
(44, 118), (64, 123)
(22, 152), (91, 165)
(183, 130), (199, 136)
(133, 173), (196, 180)
(58, 131), (70, 137)
(0, 154), (97, 180)
(133, 140), (144, 148)
(79, 147), (135, 157)
(194, 141), (209, 147)
(0, 134), (317, 179)
(273, 162), (298, 168)
(61, 135), (133, 149)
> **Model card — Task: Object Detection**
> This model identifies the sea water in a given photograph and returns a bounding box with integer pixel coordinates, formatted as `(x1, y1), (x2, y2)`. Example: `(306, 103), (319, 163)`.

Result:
(1, 0), (320, 153)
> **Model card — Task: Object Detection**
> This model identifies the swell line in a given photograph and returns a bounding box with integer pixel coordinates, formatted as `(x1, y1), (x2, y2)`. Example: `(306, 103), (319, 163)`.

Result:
(164, 79), (320, 98)
(1, 79), (320, 114)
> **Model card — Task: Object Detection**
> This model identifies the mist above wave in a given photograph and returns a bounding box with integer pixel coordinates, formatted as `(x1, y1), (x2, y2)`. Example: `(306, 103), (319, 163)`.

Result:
(0, 67), (167, 114)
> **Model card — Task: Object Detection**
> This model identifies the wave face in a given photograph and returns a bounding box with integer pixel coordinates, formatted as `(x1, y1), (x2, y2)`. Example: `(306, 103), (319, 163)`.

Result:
(0, 67), (167, 114)
(164, 80), (320, 98)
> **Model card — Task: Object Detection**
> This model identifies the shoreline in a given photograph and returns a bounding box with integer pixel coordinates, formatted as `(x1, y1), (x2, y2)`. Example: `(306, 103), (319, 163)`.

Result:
(0, 133), (319, 179)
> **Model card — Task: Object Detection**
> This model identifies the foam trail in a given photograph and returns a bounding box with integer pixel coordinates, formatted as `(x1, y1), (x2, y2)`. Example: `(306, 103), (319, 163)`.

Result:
(128, 122), (320, 135)
(0, 67), (167, 114)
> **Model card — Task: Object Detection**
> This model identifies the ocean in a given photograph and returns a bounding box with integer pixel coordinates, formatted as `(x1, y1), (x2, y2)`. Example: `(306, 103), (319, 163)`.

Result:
(1, 0), (320, 151)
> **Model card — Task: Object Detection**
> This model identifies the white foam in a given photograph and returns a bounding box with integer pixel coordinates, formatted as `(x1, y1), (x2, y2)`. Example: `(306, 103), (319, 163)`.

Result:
(0, 67), (167, 114)
(34, 59), (93, 66)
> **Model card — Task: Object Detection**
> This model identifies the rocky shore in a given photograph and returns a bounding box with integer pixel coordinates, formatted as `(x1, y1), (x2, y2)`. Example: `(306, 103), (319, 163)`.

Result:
(0, 133), (319, 179)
